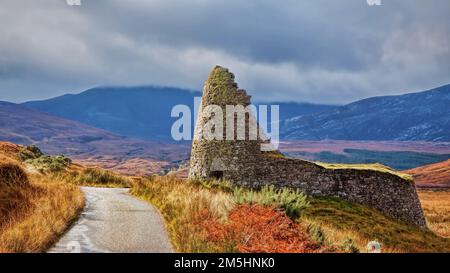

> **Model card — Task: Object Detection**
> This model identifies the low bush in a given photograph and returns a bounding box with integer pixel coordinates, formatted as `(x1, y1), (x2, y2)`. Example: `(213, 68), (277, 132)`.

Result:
(18, 145), (43, 161)
(193, 204), (329, 253)
(25, 155), (71, 172)
(233, 185), (310, 219)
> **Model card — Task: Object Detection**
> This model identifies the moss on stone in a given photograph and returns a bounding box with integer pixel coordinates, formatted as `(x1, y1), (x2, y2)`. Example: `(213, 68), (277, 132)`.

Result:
(315, 162), (413, 181)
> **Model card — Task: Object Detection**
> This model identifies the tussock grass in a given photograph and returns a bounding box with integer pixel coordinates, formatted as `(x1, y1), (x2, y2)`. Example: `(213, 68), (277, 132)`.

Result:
(131, 175), (234, 252)
(0, 160), (30, 226)
(52, 167), (132, 188)
(131, 175), (450, 253)
(131, 177), (325, 252)
(0, 160), (29, 187)
(233, 185), (310, 219)
(301, 197), (450, 253)
(0, 165), (84, 253)
(316, 162), (413, 181)
(418, 190), (450, 238)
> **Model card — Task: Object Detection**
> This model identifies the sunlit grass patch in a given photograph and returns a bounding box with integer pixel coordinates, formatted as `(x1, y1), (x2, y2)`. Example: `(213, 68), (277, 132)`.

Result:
(0, 168), (84, 253)
(51, 167), (132, 188)
(233, 185), (310, 219)
(130, 174), (450, 253)
(418, 190), (450, 238)
(302, 197), (450, 253)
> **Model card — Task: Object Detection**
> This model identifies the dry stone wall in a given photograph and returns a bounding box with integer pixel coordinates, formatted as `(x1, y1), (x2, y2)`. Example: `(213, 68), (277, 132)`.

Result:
(189, 66), (426, 227)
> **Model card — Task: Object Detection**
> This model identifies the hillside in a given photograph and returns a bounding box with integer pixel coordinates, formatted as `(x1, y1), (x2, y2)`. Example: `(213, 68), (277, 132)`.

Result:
(23, 86), (336, 141)
(25, 84), (450, 142)
(282, 84), (450, 141)
(0, 101), (118, 145)
(0, 102), (190, 175)
(0, 142), (83, 252)
(24, 87), (200, 141)
(404, 160), (450, 188)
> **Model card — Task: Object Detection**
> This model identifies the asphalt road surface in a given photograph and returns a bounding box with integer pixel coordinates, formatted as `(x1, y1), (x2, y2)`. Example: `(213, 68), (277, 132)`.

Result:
(48, 187), (173, 253)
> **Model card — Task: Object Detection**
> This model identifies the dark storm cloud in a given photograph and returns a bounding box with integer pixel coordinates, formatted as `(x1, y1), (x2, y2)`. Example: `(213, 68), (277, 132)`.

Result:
(0, 0), (449, 103)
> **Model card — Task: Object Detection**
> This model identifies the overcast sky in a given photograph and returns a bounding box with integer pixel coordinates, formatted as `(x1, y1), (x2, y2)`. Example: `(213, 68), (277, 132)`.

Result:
(0, 0), (449, 104)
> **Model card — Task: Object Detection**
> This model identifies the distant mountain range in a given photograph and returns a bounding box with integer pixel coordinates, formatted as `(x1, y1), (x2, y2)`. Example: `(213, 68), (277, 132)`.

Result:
(0, 101), (118, 148)
(1, 83), (450, 176)
(23, 86), (336, 141)
(282, 84), (450, 142)
(4, 83), (449, 145)
(24, 87), (201, 141)
(0, 101), (190, 175)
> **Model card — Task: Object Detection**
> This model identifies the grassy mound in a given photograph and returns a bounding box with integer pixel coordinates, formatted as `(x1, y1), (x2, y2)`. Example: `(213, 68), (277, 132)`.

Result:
(0, 142), (23, 160)
(18, 145), (44, 161)
(0, 143), (84, 253)
(302, 197), (450, 252)
(0, 175), (84, 253)
(0, 159), (30, 226)
(0, 160), (29, 187)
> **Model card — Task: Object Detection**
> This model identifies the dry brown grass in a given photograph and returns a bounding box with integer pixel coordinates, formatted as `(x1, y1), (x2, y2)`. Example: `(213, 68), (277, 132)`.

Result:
(131, 176), (343, 253)
(52, 167), (132, 188)
(418, 190), (450, 238)
(131, 176), (234, 252)
(0, 150), (84, 253)
(0, 174), (84, 253)
(0, 142), (22, 160)
(131, 175), (450, 253)
(302, 197), (450, 253)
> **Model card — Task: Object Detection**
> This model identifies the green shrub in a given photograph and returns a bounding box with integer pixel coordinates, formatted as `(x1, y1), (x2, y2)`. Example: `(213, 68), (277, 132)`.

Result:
(307, 223), (326, 246)
(190, 178), (234, 193)
(25, 155), (71, 172)
(233, 185), (310, 219)
(18, 145), (43, 161)
(342, 237), (359, 253)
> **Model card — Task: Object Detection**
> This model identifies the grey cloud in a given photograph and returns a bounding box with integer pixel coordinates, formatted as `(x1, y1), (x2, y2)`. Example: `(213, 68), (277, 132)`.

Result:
(0, 0), (449, 103)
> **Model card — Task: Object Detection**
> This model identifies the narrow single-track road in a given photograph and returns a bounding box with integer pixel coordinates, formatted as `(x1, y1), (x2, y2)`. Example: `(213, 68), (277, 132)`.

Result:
(49, 187), (173, 253)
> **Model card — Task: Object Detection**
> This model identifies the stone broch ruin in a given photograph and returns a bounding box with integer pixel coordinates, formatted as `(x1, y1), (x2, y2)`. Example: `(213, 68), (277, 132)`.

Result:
(189, 66), (426, 227)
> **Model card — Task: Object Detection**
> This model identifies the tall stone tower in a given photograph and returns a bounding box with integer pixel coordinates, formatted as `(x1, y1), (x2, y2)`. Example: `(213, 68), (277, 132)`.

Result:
(189, 65), (426, 227)
(189, 66), (268, 184)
